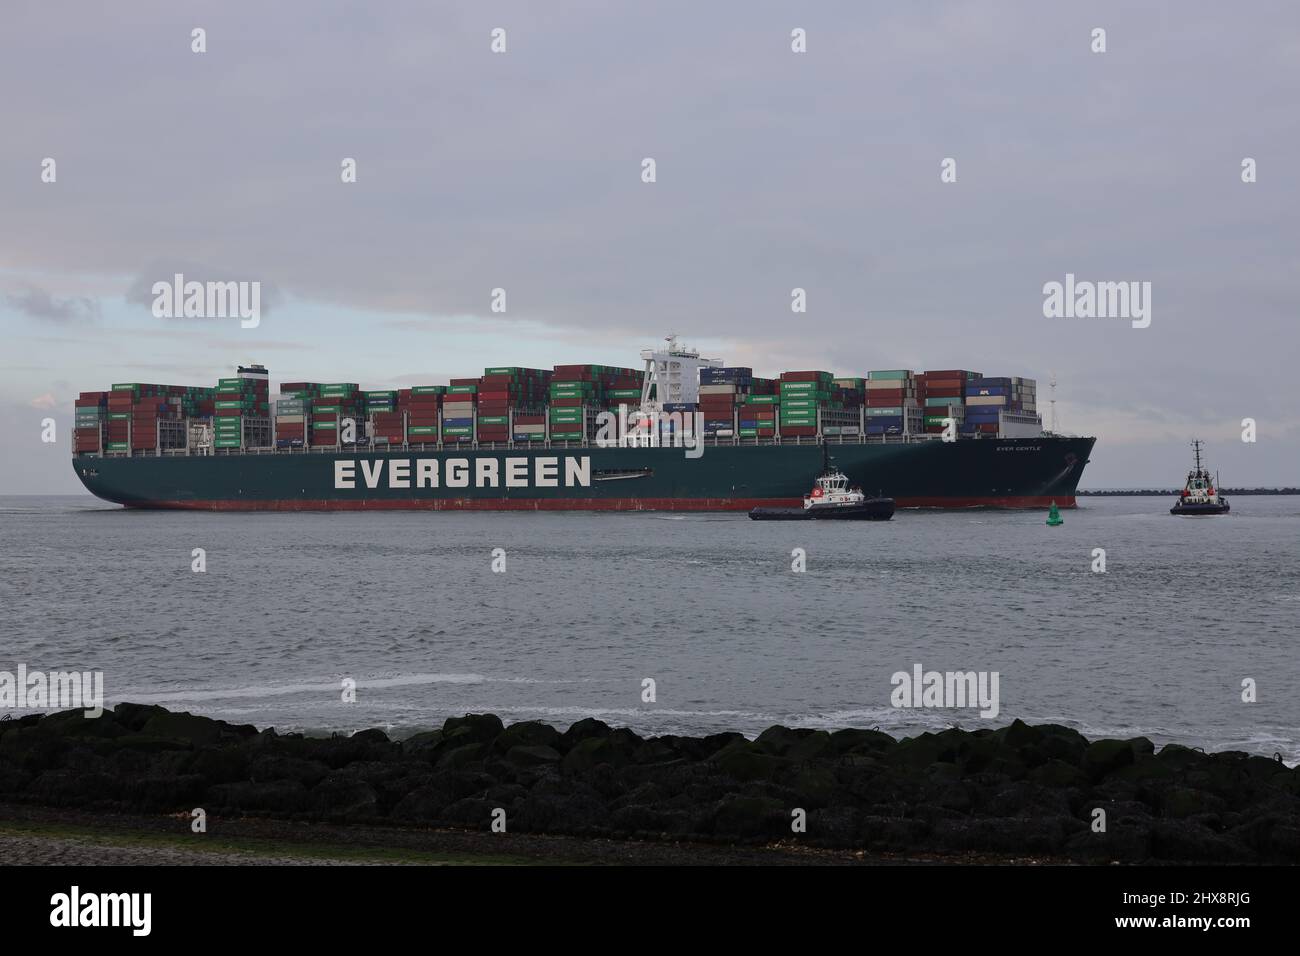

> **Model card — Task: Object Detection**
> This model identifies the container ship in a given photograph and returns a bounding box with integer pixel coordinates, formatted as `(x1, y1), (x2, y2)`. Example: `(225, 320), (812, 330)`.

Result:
(70, 337), (1095, 511)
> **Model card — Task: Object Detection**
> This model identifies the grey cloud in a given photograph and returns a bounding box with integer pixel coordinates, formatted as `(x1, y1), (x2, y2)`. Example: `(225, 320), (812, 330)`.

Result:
(5, 285), (100, 323)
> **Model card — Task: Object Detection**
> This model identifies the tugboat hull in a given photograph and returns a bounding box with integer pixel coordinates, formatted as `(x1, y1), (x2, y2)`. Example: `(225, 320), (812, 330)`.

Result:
(749, 498), (896, 521)
(1171, 501), (1230, 516)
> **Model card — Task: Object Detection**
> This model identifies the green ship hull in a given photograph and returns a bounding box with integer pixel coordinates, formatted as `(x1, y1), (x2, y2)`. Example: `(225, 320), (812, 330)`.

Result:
(72, 436), (1096, 510)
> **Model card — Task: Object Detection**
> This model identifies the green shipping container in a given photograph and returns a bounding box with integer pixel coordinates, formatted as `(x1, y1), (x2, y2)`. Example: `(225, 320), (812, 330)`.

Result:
(485, 367), (520, 375)
(738, 428), (758, 436)
(478, 416), (508, 425)
(409, 426), (438, 436)
(214, 439), (242, 448)
(108, 412), (131, 421)
(313, 421), (338, 430)
(104, 442), (129, 451)
(443, 426), (472, 436)
(410, 386), (445, 395)
(550, 431), (583, 440)
(744, 395), (779, 405)
(447, 385), (478, 394)
(869, 370), (911, 381)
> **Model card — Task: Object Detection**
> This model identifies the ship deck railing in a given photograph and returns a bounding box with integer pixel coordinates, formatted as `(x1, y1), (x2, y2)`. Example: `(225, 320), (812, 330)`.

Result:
(75, 431), (1057, 458)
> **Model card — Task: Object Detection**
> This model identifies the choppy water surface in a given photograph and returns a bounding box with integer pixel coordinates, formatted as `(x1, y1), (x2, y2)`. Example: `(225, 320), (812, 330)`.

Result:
(2, 495), (1297, 760)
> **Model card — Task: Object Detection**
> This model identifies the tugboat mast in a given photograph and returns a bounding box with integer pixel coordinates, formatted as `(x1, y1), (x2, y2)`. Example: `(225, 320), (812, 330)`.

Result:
(1191, 438), (1205, 476)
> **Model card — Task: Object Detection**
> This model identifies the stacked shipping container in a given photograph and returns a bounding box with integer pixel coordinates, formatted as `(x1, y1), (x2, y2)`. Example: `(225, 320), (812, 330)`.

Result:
(778, 371), (834, 437)
(307, 383), (361, 448)
(698, 367), (778, 437)
(478, 367), (550, 443)
(78, 359), (1043, 455)
(74, 391), (109, 454)
(548, 364), (642, 441)
(276, 382), (320, 448)
(962, 376), (1037, 435)
(213, 373), (270, 449)
(918, 369), (978, 435)
(865, 370), (921, 436)
(406, 386), (444, 444)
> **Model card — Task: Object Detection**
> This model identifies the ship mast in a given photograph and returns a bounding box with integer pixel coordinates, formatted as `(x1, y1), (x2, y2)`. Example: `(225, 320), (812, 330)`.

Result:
(1191, 438), (1204, 475)
(1048, 371), (1058, 435)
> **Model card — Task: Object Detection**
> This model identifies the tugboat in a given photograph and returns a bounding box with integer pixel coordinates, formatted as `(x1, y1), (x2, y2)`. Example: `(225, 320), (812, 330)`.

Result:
(1170, 440), (1230, 516)
(749, 450), (895, 521)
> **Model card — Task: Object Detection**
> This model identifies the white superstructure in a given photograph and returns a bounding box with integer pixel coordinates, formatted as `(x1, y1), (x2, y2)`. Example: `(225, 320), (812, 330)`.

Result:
(639, 334), (721, 413)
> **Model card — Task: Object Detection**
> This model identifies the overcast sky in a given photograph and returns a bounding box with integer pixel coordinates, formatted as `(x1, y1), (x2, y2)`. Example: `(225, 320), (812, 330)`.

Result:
(2, 0), (1297, 492)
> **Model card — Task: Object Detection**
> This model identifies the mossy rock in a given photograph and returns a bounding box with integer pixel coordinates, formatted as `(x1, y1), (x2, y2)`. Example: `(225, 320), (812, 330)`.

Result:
(710, 741), (788, 782)
(561, 736), (632, 774)
(711, 793), (787, 837)
(828, 728), (896, 755)
(140, 711), (224, 747)
(494, 721), (562, 754)
(1155, 744), (1209, 771)
(436, 742), (490, 770)
(559, 717), (613, 748)
(1028, 759), (1090, 789)
(1084, 738), (1140, 778)
(1162, 787), (1227, 818)
(441, 714), (504, 744)
(37, 709), (125, 739)
(756, 726), (829, 760)
(505, 744), (562, 768)
(886, 734), (947, 769)
(786, 766), (837, 807)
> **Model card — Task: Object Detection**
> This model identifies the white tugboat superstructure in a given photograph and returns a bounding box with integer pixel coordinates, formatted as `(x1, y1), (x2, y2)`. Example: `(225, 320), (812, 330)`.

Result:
(803, 468), (866, 511)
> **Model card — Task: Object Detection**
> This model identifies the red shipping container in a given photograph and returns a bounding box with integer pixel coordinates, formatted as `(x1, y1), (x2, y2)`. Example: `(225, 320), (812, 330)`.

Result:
(782, 425), (818, 436)
(780, 371), (830, 382)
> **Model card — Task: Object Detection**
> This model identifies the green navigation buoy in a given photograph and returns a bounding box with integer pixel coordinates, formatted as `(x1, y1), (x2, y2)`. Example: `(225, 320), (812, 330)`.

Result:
(1046, 501), (1063, 526)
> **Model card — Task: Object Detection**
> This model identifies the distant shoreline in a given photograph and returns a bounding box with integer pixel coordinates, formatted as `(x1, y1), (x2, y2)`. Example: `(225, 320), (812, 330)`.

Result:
(1078, 488), (1299, 496)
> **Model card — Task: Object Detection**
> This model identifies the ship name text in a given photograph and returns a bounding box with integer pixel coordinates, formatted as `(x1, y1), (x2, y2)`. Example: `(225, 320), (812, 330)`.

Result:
(334, 456), (591, 490)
